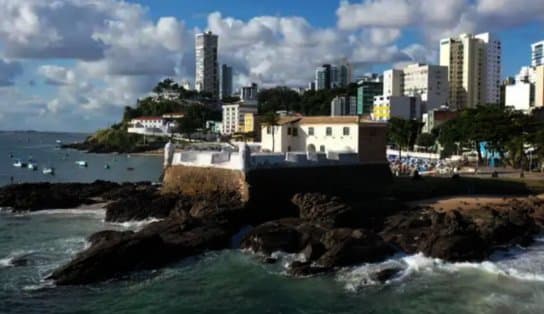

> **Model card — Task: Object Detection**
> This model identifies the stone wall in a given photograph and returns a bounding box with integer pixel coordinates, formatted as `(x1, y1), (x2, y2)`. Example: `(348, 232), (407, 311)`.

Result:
(163, 163), (392, 215)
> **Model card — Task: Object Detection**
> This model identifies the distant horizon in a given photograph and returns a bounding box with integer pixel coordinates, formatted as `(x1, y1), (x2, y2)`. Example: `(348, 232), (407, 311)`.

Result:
(1, 0), (543, 132)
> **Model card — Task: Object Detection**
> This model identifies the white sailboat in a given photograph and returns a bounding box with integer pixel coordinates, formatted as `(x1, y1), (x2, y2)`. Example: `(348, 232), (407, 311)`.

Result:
(75, 160), (88, 167)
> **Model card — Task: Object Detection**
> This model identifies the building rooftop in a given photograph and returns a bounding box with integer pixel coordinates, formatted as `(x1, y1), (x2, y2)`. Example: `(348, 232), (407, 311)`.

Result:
(273, 115), (377, 126)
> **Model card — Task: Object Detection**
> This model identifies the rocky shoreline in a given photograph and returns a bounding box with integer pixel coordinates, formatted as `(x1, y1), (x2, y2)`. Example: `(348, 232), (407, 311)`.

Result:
(1, 181), (544, 285)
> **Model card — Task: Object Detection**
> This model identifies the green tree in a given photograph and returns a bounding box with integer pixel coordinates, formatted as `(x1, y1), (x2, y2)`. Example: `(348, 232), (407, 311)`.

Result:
(262, 111), (280, 152)
(416, 133), (436, 151)
(388, 117), (421, 159)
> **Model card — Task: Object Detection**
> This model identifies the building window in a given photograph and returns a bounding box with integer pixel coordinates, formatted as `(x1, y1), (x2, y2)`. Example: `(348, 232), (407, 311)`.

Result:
(287, 127), (292, 135)
(319, 145), (326, 153)
(266, 126), (271, 134)
(292, 128), (298, 136)
(287, 146), (292, 152)
(343, 127), (350, 136)
(308, 127), (314, 136)
(326, 127), (332, 136)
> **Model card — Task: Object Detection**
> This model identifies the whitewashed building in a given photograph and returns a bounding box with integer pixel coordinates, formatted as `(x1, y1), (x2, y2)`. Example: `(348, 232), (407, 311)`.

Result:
(222, 102), (258, 135)
(128, 116), (173, 136)
(260, 116), (387, 164)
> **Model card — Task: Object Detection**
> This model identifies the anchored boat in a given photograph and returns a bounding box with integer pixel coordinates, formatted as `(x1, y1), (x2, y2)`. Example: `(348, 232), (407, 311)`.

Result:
(75, 160), (88, 167)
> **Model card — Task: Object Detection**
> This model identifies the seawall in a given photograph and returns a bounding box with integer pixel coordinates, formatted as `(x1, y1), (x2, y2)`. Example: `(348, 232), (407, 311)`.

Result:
(163, 163), (392, 213)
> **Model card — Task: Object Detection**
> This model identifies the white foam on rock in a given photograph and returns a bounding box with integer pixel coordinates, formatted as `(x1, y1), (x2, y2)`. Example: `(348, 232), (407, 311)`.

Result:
(337, 237), (544, 292)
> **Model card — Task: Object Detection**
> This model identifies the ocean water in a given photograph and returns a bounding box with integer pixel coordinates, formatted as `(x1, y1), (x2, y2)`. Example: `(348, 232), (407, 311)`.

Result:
(2, 132), (544, 313)
(0, 131), (162, 186)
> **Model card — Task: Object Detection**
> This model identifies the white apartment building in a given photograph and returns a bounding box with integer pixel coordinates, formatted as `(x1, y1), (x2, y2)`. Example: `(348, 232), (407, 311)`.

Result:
(505, 82), (533, 112)
(382, 64), (449, 113)
(476, 33), (501, 105)
(383, 69), (403, 97)
(440, 33), (501, 109)
(532, 41), (544, 67)
(260, 116), (387, 163)
(195, 31), (219, 98)
(221, 103), (258, 135)
(128, 116), (174, 136)
(372, 95), (422, 121)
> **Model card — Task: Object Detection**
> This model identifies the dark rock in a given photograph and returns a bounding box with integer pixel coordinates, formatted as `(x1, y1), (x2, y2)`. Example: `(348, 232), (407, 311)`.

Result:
(292, 193), (355, 228)
(88, 230), (135, 246)
(105, 191), (179, 222)
(288, 261), (330, 277)
(370, 267), (403, 283)
(50, 216), (231, 285)
(317, 229), (394, 268)
(301, 241), (326, 262)
(241, 219), (309, 255)
(0, 181), (120, 212)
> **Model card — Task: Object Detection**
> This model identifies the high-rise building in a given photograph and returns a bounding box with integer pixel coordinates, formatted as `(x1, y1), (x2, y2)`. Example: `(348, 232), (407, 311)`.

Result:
(315, 64), (332, 90)
(532, 41), (544, 67)
(535, 66), (544, 107)
(383, 69), (403, 97)
(356, 81), (383, 115)
(195, 31), (219, 98)
(440, 33), (501, 109)
(339, 59), (352, 87)
(330, 96), (357, 116)
(402, 63), (449, 112)
(240, 83), (258, 103)
(221, 64), (233, 99)
(475, 33), (501, 105)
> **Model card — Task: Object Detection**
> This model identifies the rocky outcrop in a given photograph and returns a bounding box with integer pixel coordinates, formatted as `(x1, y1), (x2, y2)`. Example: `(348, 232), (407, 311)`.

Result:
(0, 181), (120, 211)
(29, 180), (544, 286)
(50, 212), (240, 285)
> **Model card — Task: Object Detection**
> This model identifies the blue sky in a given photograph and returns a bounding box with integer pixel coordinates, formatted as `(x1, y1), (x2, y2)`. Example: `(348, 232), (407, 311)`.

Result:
(0, 0), (543, 131)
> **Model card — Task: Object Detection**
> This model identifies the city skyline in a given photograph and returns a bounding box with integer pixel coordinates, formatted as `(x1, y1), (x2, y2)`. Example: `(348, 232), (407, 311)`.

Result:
(0, 0), (543, 131)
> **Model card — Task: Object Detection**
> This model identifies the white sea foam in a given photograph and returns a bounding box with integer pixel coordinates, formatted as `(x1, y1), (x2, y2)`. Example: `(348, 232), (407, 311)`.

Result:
(14, 208), (106, 218)
(108, 218), (161, 231)
(338, 239), (544, 292)
(0, 250), (36, 268)
(22, 280), (55, 291)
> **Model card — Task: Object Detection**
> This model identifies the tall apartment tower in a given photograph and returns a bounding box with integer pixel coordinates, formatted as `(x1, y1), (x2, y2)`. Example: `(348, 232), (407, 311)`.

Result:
(195, 31), (219, 98)
(315, 64), (332, 90)
(532, 41), (544, 67)
(476, 33), (501, 105)
(440, 33), (501, 109)
(221, 64), (233, 99)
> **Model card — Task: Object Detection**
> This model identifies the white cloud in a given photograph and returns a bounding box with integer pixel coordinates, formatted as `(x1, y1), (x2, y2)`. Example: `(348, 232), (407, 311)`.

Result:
(38, 65), (75, 85)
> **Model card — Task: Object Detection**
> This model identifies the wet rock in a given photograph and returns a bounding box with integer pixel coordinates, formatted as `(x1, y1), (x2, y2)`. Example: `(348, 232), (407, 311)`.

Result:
(88, 230), (135, 246)
(241, 219), (310, 255)
(317, 229), (394, 268)
(370, 267), (403, 283)
(288, 261), (330, 277)
(0, 181), (120, 212)
(292, 193), (355, 228)
(105, 191), (179, 222)
(50, 216), (231, 285)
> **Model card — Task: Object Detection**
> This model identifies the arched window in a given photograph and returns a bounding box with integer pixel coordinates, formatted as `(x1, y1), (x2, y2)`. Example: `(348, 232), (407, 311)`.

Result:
(307, 144), (316, 153)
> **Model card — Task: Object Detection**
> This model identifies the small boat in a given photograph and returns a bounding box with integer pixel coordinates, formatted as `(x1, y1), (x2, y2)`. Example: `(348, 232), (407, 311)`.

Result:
(56, 139), (62, 144)
(75, 160), (88, 167)
(127, 167), (135, 171)
(27, 163), (38, 171)
(9, 153), (13, 159)
(13, 160), (26, 168)
(104, 163), (111, 169)
(42, 167), (55, 175)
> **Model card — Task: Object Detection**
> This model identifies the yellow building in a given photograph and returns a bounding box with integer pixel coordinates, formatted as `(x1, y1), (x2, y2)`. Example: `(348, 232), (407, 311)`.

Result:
(243, 113), (255, 133)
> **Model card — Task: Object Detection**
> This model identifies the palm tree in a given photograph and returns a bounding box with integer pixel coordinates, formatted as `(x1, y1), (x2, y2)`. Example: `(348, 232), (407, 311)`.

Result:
(263, 112), (280, 152)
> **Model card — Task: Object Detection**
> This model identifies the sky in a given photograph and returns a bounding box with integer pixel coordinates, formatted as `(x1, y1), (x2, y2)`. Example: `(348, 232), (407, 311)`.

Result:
(0, 0), (543, 132)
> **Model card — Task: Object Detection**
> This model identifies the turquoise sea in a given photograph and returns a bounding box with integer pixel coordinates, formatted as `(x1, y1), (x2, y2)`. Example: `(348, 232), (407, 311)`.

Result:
(1, 132), (544, 313)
